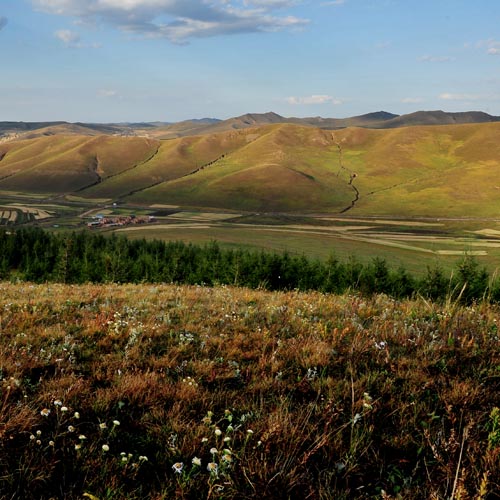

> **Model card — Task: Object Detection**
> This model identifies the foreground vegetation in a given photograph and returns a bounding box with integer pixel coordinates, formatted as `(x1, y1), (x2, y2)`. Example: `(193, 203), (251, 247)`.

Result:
(0, 227), (497, 305)
(0, 282), (499, 499)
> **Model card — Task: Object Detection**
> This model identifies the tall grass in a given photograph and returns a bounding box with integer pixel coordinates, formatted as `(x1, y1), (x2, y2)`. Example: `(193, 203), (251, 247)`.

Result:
(0, 282), (499, 498)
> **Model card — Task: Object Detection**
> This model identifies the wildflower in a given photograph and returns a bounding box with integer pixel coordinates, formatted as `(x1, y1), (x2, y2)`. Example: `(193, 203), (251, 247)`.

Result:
(49, 440), (55, 447)
(54, 400), (62, 407)
(99, 423), (107, 430)
(78, 435), (87, 440)
(102, 444), (110, 452)
(192, 457), (201, 467)
(61, 406), (68, 412)
(113, 420), (120, 426)
(36, 440), (42, 445)
(353, 413), (362, 424)
(67, 426), (75, 433)
(30, 434), (36, 441)
(120, 452), (127, 456)
(36, 430), (42, 436)
(122, 456), (128, 463)
(207, 462), (218, 475)
(201, 437), (208, 443)
(223, 436), (231, 443)
(226, 425), (234, 432)
(210, 447), (218, 455)
(221, 454), (233, 464)
(138, 456), (148, 462)
(247, 429), (254, 435)
(172, 462), (184, 474)
(41, 408), (51, 417)
(74, 412), (80, 419)
(215, 428), (222, 436)
(75, 444), (82, 450)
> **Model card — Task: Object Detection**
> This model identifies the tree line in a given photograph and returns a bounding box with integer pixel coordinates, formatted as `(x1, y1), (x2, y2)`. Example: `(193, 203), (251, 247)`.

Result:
(0, 227), (496, 303)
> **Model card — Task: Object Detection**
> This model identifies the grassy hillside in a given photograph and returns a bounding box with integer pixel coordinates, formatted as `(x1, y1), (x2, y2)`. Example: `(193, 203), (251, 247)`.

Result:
(1, 122), (500, 216)
(128, 125), (353, 212)
(0, 135), (159, 193)
(0, 282), (499, 499)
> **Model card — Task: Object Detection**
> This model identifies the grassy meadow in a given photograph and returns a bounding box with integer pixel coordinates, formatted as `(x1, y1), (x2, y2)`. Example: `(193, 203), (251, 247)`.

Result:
(0, 282), (499, 499)
(112, 216), (500, 276)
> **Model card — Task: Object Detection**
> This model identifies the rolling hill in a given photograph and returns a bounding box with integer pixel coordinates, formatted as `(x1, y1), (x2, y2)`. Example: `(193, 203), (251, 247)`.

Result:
(1, 121), (500, 217)
(2, 110), (499, 141)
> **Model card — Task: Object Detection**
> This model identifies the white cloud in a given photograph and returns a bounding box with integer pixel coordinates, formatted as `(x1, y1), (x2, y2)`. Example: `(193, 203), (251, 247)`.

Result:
(401, 97), (424, 104)
(476, 39), (500, 55)
(287, 94), (343, 105)
(98, 89), (118, 98)
(321, 0), (345, 5)
(0, 16), (8, 31)
(54, 28), (101, 48)
(418, 55), (455, 63)
(55, 29), (81, 45)
(243, 0), (299, 7)
(33, 0), (309, 43)
(439, 92), (500, 101)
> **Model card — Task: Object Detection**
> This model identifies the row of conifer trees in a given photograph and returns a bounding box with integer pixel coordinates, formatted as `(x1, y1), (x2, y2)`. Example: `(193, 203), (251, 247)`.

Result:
(0, 227), (495, 303)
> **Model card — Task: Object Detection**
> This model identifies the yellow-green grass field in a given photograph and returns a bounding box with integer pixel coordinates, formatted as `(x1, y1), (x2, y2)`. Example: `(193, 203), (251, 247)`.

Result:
(113, 216), (500, 276)
(2, 122), (500, 217)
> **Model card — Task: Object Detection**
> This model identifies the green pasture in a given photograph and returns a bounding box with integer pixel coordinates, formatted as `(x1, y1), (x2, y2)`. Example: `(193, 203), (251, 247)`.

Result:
(113, 217), (500, 276)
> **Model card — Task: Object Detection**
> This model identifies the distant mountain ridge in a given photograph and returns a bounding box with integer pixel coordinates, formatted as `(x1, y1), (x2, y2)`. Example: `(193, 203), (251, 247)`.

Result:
(1, 110), (499, 140)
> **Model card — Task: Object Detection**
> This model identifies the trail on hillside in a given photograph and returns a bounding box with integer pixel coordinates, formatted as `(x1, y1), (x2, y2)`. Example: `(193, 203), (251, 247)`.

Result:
(116, 153), (228, 200)
(364, 157), (469, 199)
(118, 179), (166, 199)
(181, 153), (227, 179)
(102, 144), (161, 182)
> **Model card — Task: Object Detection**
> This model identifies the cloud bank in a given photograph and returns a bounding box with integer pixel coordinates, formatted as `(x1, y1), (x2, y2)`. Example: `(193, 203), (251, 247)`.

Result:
(439, 92), (500, 102)
(286, 94), (343, 105)
(32, 0), (308, 43)
(418, 55), (455, 63)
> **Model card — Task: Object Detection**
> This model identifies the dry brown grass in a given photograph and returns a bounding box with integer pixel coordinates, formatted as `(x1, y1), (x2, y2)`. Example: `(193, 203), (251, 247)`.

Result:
(0, 282), (499, 499)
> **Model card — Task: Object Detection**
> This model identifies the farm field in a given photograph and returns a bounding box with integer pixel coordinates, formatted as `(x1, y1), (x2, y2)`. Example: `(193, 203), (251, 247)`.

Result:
(1, 187), (500, 275)
(113, 215), (500, 275)
(0, 282), (499, 499)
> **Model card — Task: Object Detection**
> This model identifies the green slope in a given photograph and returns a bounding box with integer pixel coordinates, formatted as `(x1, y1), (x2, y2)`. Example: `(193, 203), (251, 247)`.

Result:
(1, 122), (500, 217)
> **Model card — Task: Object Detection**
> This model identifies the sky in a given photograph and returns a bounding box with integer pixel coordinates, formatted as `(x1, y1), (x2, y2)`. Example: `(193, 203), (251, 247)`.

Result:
(1, 0), (500, 122)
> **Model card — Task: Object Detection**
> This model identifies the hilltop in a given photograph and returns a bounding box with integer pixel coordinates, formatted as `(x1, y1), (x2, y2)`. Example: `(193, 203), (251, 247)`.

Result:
(2, 110), (499, 141)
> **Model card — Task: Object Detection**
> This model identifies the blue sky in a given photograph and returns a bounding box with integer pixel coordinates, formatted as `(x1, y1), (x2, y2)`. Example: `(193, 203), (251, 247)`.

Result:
(1, 0), (500, 122)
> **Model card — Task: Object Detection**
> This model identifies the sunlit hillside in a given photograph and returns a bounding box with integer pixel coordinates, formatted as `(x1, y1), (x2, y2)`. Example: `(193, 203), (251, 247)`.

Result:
(1, 122), (500, 216)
